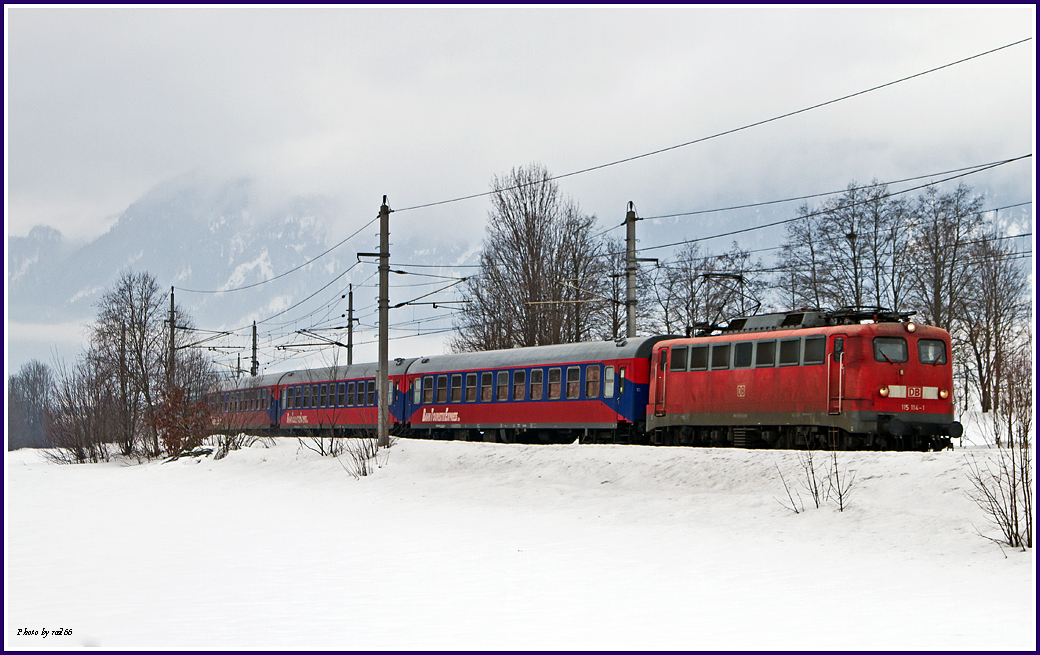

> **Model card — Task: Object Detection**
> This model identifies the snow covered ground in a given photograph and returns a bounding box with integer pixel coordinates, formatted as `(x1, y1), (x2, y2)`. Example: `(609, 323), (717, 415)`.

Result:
(4, 438), (1035, 650)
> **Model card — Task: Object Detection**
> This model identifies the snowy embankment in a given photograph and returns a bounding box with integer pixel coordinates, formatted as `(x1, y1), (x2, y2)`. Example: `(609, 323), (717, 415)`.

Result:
(4, 439), (1035, 650)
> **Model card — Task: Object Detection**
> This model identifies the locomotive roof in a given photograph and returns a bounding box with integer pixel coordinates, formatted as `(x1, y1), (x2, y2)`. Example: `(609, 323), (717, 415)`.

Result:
(698, 307), (917, 336)
(407, 336), (675, 375)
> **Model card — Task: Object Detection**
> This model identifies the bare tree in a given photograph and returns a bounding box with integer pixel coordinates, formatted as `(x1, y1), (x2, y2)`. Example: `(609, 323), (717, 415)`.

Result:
(959, 231), (1028, 414)
(7, 360), (53, 450)
(452, 163), (604, 351)
(45, 355), (115, 464)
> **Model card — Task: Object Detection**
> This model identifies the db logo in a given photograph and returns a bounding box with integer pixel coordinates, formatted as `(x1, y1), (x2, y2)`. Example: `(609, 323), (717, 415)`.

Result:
(737, 384), (746, 398)
(909, 387), (922, 398)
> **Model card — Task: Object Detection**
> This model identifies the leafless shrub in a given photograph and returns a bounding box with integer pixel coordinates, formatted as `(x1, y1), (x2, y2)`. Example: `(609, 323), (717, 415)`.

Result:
(43, 356), (113, 464)
(338, 437), (379, 480)
(774, 462), (803, 514)
(798, 449), (827, 509)
(828, 449), (855, 512)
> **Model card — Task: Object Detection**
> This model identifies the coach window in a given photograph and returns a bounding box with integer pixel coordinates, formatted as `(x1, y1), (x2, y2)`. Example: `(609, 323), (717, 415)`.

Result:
(710, 343), (731, 370)
(497, 371), (509, 401)
(347, 382), (356, 407)
(466, 373), (478, 402)
(689, 345), (708, 371)
(312, 385), (320, 407)
(734, 342), (753, 369)
(548, 368), (562, 400)
(320, 384), (328, 408)
(918, 339), (947, 365)
(874, 337), (908, 363)
(530, 369), (544, 401)
(514, 371), (527, 401)
(450, 375), (462, 402)
(294, 387), (302, 409)
(422, 376), (435, 404)
(302, 385), (311, 409)
(437, 375), (448, 403)
(367, 380), (376, 406)
(566, 367), (581, 399)
(756, 340), (776, 367)
(338, 383), (346, 407)
(779, 339), (800, 366)
(481, 372), (494, 402)
(803, 336), (826, 365)
(604, 366), (615, 398)
(586, 365), (601, 399)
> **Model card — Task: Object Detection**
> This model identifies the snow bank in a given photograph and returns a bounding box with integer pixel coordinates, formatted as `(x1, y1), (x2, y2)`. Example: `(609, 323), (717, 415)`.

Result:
(4, 439), (1035, 650)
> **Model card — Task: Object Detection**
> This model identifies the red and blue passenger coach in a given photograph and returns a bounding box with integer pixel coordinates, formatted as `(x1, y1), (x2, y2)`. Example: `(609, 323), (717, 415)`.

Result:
(401, 337), (674, 443)
(646, 310), (961, 450)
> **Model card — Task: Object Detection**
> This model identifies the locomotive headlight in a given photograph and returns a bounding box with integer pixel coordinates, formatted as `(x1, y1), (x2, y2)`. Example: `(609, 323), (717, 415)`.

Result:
(940, 388), (949, 399)
(905, 322), (917, 332)
(879, 385), (890, 397)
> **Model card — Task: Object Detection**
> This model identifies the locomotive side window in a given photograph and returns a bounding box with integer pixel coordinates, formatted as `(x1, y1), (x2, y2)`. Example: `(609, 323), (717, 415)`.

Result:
(481, 372), (493, 402)
(566, 367), (581, 399)
(604, 366), (615, 398)
(586, 365), (600, 398)
(450, 375), (462, 402)
(423, 376), (435, 404)
(756, 339), (778, 368)
(689, 346), (708, 371)
(670, 346), (688, 371)
(918, 339), (947, 365)
(530, 369), (544, 401)
(367, 380), (376, 406)
(710, 344), (730, 370)
(874, 337), (908, 363)
(514, 371), (526, 401)
(803, 336), (826, 365)
(734, 342), (753, 368)
(548, 368), (562, 400)
(466, 373), (477, 402)
(437, 375), (448, 403)
(779, 339), (800, 366)
(497, 372), (509, 401)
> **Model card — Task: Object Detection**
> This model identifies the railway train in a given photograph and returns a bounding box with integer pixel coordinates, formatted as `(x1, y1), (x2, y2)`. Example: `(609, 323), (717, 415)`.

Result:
(206, 308), (963, 451)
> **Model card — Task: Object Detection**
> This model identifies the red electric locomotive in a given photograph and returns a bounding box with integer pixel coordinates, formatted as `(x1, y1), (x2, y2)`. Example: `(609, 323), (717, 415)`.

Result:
(645, 309), (962, 451)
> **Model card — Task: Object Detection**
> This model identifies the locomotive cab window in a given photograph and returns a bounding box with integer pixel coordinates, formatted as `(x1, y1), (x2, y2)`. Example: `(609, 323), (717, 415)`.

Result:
(918, 339), (947, 365)
(755, 340), (775, 367)
(874, 337), (908, 363)
(466, 373), (477, 402)
(779, 339), (800, 366)
(710, 343), (730, 370)
(734, 342), (753, 369)
(689, 346), (708, 371)
(530, 369), (544, 401)
(803, 336), (826, 365)
(670, 346), (688, 372)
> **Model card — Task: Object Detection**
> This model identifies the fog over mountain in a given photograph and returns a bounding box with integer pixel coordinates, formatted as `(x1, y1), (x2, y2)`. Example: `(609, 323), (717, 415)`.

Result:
(7, 173), (475, 374)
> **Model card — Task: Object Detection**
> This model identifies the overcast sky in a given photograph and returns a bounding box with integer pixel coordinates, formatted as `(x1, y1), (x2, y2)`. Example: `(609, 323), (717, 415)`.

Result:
(4, 6), (1035, 373)
(7, 6), (1034, 242)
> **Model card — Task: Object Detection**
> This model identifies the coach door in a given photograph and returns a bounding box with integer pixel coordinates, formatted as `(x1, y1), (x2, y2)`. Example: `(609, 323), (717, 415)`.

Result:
(654, 348), (668, 416)
(828, 335), (846, 414)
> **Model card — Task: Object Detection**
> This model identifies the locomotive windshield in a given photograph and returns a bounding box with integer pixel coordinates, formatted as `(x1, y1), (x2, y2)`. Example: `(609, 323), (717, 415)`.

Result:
(873, 337), (908, 363)
(918, 339), (947, 365)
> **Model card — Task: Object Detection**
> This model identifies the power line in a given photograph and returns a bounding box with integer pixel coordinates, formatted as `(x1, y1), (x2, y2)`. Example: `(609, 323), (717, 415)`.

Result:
(391, 37), (1031, 214)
